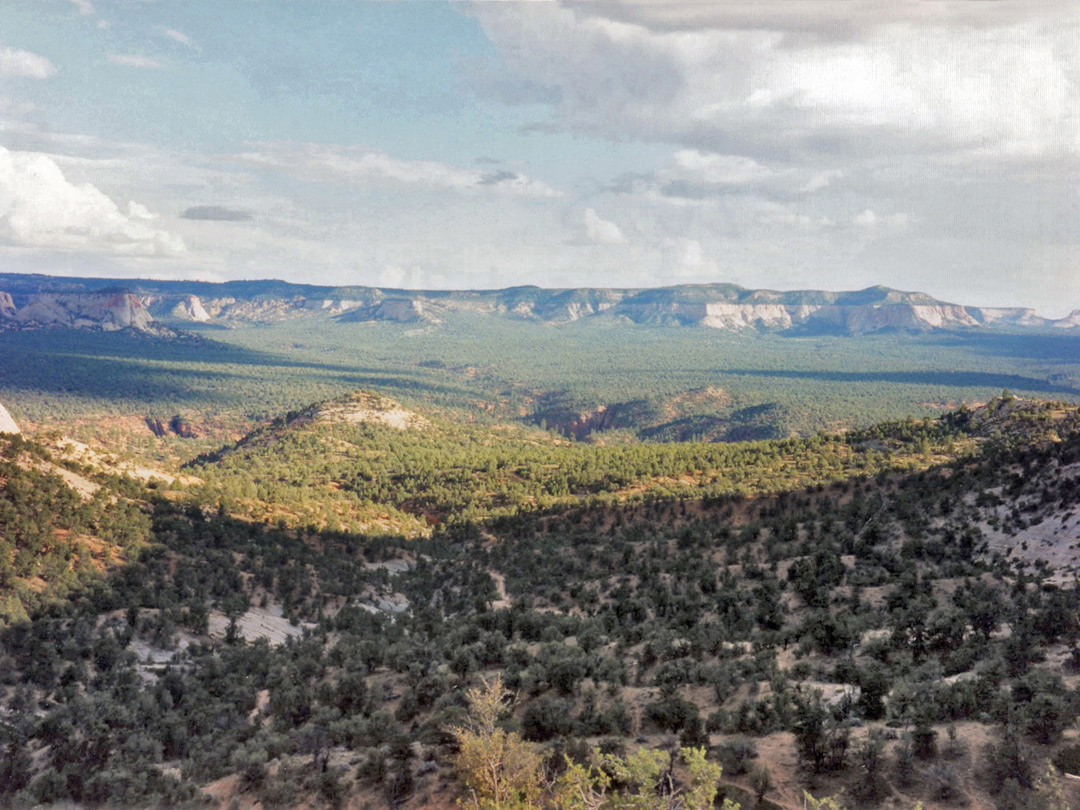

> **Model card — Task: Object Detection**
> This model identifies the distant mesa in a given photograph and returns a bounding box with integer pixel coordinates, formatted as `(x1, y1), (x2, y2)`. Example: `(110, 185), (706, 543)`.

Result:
(0, 274), (1076, 337)
(0, 287), (169, 335)
(0, 402), (20, 435)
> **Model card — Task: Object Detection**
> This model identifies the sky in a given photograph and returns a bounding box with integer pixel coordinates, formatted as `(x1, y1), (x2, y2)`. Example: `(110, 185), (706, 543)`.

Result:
(0, 1), (1078, 315)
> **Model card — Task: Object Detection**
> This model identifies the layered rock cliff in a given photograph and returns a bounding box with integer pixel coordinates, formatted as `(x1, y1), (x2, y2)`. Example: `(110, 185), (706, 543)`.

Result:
(12, 291), (158, 332)
(0, 273), (1073, 336)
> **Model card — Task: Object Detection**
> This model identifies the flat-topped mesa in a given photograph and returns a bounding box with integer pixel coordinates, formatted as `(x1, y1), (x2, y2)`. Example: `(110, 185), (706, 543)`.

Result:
(0, 402), (20, 435)
(0, 272), (1073, 335)
(14, 290), (157, 332)
(967, 307), (1049, 328)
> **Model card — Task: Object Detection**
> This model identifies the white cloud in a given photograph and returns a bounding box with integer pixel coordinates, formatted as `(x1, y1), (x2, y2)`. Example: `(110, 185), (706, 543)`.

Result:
(242, 142), (562, 197)
(853, 209), (878, 229)
(0, 47), (57, 79)
(581, 208), (625, 244)
(854, 209), (909, 232)
(70, 0), (93, 16)
(107, 54), (164, 69)
(0, 146), (184, 256)
(471, 3), (1080, 160)
(160, 28), (196, 48)
(0, 96), (38, 118)
(127, 200), (157, 220)
(661, 238), (718, 279)
(650, 149), (841, 200)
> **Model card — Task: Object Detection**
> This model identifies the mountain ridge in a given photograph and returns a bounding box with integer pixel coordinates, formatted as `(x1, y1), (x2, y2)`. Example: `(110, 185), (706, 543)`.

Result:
(0, 272), (1076, 335)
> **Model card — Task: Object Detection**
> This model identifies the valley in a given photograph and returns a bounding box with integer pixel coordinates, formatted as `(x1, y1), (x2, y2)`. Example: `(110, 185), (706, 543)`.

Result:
(0, 276), (1079, 810)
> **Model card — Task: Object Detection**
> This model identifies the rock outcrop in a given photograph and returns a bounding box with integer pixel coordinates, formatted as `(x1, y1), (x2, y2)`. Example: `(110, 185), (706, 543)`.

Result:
(0, 272), (1072, 336)
(0, 291), (15, 319)
(169, 295), (211, 322)
(0, 402), (20, 435)
(967, 307), (1049, 328)
(14, 291), (157, 332)
(1051, 310), (1080, 329)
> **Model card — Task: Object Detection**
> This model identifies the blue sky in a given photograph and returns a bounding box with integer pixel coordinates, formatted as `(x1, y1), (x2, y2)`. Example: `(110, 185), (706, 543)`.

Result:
(0, 1), (1078, 315)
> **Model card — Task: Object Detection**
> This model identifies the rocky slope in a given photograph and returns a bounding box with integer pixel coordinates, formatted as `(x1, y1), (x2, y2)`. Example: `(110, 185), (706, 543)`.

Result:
(0, 401), (19, 434)
(0, 288), (167, 333)
(0, 273), (1073, 336)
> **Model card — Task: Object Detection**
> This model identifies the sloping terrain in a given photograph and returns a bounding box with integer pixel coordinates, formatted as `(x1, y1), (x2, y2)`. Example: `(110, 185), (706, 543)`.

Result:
(1, 397), (1080, 809)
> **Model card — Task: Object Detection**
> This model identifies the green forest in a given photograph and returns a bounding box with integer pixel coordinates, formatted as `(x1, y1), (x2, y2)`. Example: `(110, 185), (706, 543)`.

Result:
(1, 391), (1080, 809)
(1, 314), (1078, 461)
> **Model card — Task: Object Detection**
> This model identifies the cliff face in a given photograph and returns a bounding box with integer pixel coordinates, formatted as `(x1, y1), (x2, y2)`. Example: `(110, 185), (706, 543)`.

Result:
(611, 299), (984, 333)
(0, 291), (15, 319)
(0, 273), (1072, 336)
(0, 402), (20, 435)
(967, 307), (1049, 328)
(14, 292), (157, 332)
(169, 295), (211, 322)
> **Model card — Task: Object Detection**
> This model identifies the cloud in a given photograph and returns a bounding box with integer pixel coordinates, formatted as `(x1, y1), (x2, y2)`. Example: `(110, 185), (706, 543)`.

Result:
(853, 209), (909, 231)
(69, 0), (93, 16)
(242, 142), (562, 197)
(127, 201), (157, 220)
(0, 48), (57, 79)
(181, 205), (253, 221)
(107, 54), (164, 69)
(660, 238), (718, 279)
(0, 146), (184, 256)
(0, 96), (38, 118)
(581, 208), (626, 245)
(654, 150), (840, 200)
(160, 28), (196, 49)
(470, 3), (1080, 160)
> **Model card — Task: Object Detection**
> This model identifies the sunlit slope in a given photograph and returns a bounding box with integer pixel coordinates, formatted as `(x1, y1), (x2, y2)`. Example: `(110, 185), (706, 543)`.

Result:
(186, 389), (1005, 534)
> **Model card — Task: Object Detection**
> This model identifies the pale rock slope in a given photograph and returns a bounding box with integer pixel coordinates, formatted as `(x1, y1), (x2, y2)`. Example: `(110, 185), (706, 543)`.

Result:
(14, 292), (156, 331)
(0, 402), (20, 435)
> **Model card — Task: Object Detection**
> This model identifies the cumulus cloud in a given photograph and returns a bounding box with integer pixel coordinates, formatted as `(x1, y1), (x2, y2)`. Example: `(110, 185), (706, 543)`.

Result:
(576, 208), (625, 245)
(107, 54), (164, 69)
(181, 205), (253, 221)
(69, 0), (93, 16)
(0, 48), (57, 79)
(0, 146), (184, 256)
(126, 201), (157, 220)
(470, 3), (1080, 160)
(241, 142), (562, 197)
(660, 237), (718, 279)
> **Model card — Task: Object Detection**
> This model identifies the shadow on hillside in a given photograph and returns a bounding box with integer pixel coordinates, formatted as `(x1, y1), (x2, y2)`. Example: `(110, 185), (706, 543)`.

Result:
(924, 330), (1080, 363)
(720, 367), (1080, 396)
(0, 329), (484, 406)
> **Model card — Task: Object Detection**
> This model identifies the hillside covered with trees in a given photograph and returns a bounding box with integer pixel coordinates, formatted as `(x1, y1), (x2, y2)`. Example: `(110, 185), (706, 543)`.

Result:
(1, 395), (1080, 809)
